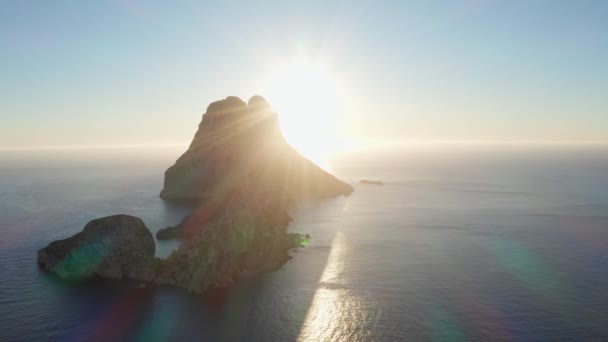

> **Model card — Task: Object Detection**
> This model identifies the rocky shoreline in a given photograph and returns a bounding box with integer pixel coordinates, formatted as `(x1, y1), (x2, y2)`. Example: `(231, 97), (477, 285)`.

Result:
(37, 96), (352, 293)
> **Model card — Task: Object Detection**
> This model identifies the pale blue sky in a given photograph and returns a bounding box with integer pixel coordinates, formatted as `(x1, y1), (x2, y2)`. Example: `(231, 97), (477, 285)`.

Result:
(1, 1), (607, 148)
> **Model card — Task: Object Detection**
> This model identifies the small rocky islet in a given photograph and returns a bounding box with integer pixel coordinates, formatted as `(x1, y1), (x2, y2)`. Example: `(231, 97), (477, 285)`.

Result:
(37, 96), (353, 293)
(360, 179), (384, 185)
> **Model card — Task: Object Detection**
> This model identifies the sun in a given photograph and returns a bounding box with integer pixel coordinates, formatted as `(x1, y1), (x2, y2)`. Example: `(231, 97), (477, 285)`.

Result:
(263, 56), (345, 165)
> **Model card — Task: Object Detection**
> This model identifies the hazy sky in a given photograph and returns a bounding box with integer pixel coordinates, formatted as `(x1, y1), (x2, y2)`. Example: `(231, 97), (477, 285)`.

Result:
(1, 1), (607, 148)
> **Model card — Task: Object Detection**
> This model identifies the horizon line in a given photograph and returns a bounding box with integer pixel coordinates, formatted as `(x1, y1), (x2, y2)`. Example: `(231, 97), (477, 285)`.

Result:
(2, 139), (608, 151)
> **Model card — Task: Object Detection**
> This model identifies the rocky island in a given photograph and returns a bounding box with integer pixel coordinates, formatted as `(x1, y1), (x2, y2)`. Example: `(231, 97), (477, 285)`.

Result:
(37, 215), (156, 281)
(38, 96), (353, 293)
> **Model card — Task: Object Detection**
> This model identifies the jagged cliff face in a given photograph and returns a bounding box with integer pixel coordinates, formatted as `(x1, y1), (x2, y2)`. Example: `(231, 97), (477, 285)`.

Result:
(160, 95), (353, 203)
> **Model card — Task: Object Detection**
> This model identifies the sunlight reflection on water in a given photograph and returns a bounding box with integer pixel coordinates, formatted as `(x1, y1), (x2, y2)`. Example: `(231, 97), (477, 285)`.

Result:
(2, 146), (608, 340)
(297, 232), (373, 341)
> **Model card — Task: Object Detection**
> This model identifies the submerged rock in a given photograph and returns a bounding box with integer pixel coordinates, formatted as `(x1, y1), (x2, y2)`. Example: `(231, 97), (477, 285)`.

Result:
(37, 215), (155, 281)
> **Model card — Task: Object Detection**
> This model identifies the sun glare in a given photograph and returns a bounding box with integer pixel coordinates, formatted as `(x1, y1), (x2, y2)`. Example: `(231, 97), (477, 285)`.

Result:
(264, 56), (346, 165)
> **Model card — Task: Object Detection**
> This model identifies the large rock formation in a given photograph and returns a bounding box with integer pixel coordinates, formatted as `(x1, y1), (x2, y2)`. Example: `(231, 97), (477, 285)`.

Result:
(160, 96), (353, 203)
(37, 96), (351, 294)
(37, 215), (156, 281)
(152, 96), (352, 292)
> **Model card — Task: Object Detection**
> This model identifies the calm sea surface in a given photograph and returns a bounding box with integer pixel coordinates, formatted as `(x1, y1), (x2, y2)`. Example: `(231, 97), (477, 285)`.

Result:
(0, 144), (607, 341)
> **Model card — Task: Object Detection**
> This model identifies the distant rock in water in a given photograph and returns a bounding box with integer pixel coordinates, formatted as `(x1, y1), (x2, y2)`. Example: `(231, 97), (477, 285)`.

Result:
(360, 179), (384, 185)
(160, 95), (353, 203)
(37, 215), (155, 281)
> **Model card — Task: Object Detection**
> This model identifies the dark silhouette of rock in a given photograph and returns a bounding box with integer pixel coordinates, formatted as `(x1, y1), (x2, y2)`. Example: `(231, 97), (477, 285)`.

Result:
(156, 217), (188, 240)
(156, 194), (293, 241)
(153, 175), (306, 292)
(37, 215), (155, 281)
(156, 224), (183, 240)
(360, 179), (384, 185)
(154, 199), (305, 292)
(160, 95), (353, 202)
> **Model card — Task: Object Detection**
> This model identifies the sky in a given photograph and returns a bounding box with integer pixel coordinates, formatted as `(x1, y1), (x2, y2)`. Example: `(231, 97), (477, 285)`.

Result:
(1, 0), (607, 149)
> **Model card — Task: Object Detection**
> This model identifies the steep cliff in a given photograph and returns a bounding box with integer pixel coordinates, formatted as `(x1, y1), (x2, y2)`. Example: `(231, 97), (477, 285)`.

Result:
(160, 95), (353, 203)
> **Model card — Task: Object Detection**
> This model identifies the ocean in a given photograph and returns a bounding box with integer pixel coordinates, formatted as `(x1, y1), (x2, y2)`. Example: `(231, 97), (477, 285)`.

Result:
(0, 144), (607, 341)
